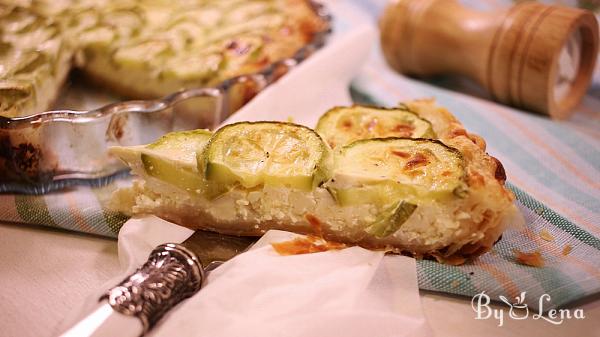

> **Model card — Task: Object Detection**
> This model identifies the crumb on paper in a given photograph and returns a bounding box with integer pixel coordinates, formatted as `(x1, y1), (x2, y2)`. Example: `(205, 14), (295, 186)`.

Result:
(514, 249), (545, 267)
(271, 235), (346, 255)
(562, 244), (573, 256)
(305, 213), (323, 237)
(450, 280), (460, 288)
(539, 229), (555, 242)
(271, 214), (346, 255)
(286, 116), (294, 123)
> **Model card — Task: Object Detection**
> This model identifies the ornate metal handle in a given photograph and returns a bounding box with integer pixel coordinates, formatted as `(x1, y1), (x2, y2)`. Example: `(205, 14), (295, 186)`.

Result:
(100, 243), (204, 335)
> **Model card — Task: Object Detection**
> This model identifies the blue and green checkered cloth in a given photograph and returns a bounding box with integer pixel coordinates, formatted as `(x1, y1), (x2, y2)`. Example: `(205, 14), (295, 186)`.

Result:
(1, 0), (599, 311)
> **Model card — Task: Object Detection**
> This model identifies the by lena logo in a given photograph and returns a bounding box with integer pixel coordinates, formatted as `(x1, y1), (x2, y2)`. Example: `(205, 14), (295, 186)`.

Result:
(471, 291), (585, 326)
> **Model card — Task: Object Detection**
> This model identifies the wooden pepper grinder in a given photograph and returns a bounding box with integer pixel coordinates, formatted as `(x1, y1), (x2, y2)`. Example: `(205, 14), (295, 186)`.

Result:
(380, 0), (599, 119)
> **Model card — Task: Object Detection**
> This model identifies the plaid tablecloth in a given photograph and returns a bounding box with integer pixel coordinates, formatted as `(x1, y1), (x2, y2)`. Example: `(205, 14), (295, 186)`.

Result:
(1, 0), (599, 311)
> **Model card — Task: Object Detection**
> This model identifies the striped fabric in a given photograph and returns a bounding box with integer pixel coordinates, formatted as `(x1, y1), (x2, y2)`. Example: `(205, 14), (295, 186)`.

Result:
(1, 0), (599, 310)
(0, 182), (126, 237)
(416, 184), (600, 310)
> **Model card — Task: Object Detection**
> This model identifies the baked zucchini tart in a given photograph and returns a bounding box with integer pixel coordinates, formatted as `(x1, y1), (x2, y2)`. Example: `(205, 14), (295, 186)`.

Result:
(0, 5), (73, 117)
(75, 0), (327, 99)
(0, 0), (327, 117)
(111, 100), (520, 264)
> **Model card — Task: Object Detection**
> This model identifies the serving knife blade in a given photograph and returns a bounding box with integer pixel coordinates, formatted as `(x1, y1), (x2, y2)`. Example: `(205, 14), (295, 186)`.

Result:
(181, 230), (257, 271)
(59, 231), (256, 337)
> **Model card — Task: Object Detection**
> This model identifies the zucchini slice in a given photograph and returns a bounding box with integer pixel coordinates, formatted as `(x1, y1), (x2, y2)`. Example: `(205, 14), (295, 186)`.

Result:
(142, 129), (212, 192)
(146, 129), (213, 163)
(315, 106), (435, 148)
(329, 138), (466, 205)
(111, 129), (211, 193)
(365, 201), (417, 238)
(201, 122), (331, 190)
(141, 154), (205, 193)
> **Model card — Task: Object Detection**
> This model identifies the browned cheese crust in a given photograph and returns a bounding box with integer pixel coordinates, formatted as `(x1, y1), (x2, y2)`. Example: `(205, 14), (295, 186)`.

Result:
(405, 99), (514, 263)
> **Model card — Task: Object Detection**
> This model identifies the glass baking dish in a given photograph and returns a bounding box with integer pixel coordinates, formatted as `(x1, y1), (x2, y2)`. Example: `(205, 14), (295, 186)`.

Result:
(0, 2), (331, 194)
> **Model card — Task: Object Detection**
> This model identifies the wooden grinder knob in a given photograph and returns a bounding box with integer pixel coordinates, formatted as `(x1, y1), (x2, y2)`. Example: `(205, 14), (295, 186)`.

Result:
(380, 0), (599, 119)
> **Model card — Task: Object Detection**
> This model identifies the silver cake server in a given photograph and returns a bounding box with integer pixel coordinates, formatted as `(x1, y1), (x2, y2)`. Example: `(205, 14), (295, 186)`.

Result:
(59, 230), (255, 337)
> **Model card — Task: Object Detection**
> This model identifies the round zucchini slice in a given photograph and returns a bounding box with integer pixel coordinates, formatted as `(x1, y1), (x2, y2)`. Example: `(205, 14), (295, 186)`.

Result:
(141, 154), (205, 193)
(201, 122), (331, 190)
(111, 129), (211, 193)
(146, 129), (213, 164)
(315, 105), (435, 149)
(141, 129), (212, 193)
(329, 138), (466, 205)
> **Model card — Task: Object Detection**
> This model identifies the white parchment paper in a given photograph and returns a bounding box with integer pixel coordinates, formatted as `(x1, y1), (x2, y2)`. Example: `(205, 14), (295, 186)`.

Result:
(124, 217), (434, 337)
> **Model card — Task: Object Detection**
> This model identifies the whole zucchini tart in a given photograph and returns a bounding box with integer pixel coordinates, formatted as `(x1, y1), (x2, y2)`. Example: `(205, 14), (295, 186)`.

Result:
(0, 0), (327, 117)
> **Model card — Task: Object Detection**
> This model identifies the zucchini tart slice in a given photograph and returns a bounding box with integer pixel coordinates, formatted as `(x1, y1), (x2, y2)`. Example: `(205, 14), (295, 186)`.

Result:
(111, 100), (520, 264)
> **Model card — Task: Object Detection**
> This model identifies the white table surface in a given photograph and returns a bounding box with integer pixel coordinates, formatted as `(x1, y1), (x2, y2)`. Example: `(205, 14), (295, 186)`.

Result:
(2, 222), (599, 337)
